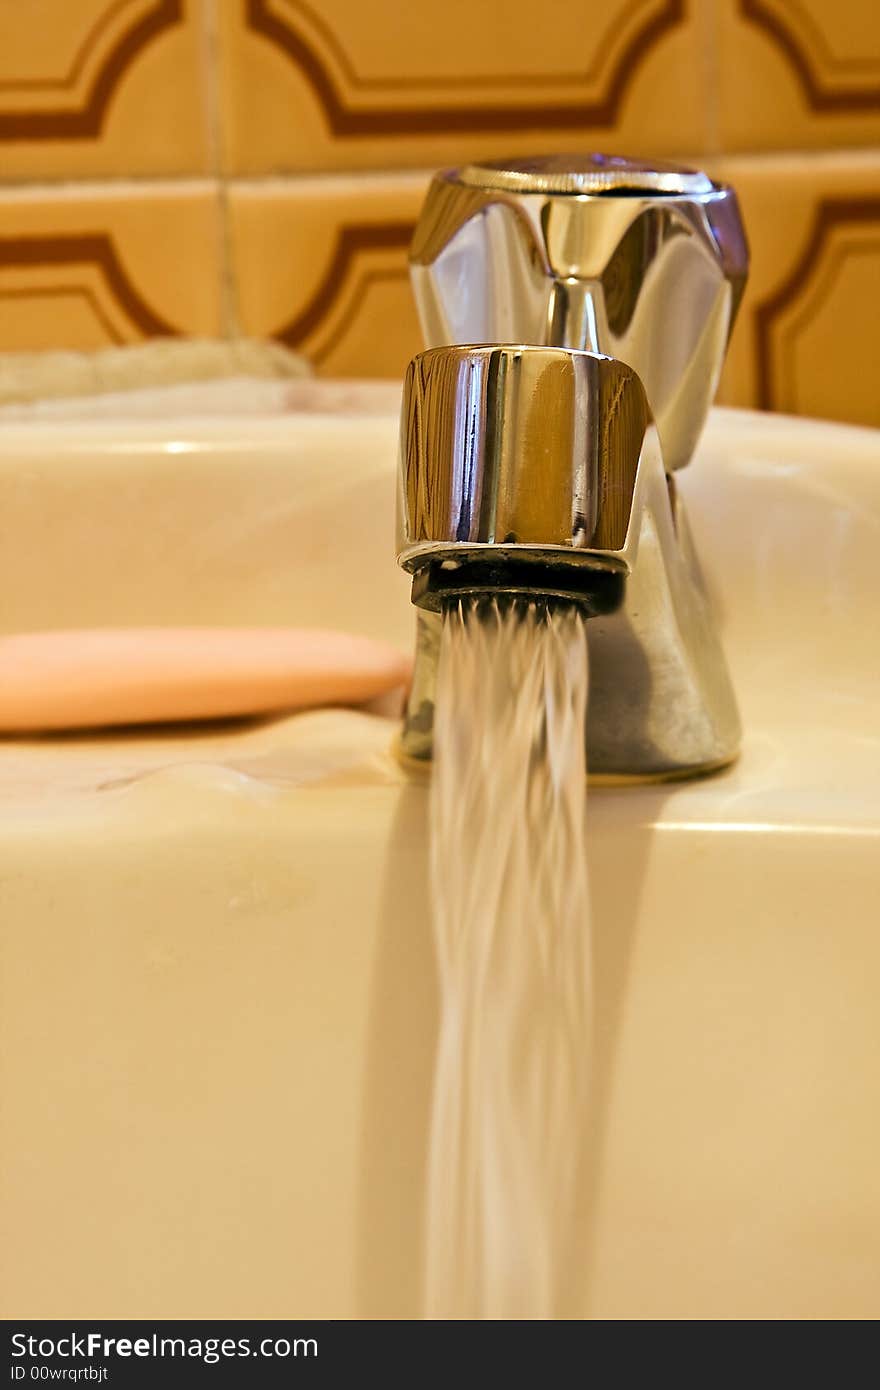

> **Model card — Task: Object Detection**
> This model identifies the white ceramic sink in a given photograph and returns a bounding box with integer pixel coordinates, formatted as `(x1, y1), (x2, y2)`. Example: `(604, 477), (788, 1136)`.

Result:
(0, 391), (877, 1320)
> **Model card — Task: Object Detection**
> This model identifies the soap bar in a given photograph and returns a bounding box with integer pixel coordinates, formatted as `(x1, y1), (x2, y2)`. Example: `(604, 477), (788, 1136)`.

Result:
(0, 627), (411, 731)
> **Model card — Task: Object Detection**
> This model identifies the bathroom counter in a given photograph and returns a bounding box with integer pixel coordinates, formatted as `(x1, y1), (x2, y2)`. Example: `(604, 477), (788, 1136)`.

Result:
(1, 398), (878, 1320)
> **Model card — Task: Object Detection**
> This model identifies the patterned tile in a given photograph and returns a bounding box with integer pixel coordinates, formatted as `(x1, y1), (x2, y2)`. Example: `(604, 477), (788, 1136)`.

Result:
(0, 0), (211, 179)
(217, 0), (712, 174)
(718, 0), (880, 152)
(227, 175), (427, 375)
(0, 184), (223, 349)
(1, 0), (878, 426)
(715, 152), (880, 426)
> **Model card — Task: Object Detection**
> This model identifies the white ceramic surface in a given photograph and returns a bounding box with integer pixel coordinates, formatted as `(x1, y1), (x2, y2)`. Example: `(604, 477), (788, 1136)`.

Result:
(0, 398), (877, 1319)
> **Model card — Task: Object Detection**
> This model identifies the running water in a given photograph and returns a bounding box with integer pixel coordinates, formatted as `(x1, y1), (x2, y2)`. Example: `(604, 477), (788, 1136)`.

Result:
(426, 594), (592, 1320)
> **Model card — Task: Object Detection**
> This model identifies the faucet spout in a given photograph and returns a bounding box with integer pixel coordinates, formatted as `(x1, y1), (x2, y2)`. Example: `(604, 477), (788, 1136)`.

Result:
(398, 344), (650, 577)
(397, 343), (741, 779)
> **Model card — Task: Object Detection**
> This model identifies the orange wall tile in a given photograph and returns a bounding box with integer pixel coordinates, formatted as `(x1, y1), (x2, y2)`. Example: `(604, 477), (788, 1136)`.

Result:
(217, 0), (713, 174)
(718, 0), (880, 153)
(715, 152), (880, 426)
(0, 185), (223, 349)
(0, 0), (211, 179)
(0, 0), (877, 424)
(227, 176), (425, 376)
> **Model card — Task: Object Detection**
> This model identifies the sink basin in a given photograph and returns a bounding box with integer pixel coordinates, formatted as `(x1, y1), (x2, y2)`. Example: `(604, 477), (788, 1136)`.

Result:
(0, 393), (877, 1320)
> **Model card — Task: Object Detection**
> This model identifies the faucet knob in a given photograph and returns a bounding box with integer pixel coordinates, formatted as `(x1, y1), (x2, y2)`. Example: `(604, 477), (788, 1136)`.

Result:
(409, 154), (748, 472)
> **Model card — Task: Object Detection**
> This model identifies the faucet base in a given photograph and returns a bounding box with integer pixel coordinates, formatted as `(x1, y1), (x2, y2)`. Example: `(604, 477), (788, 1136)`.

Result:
(392, 732), (737, 786)
(585, 754), (738, 786)
(399, 454), (741, 781)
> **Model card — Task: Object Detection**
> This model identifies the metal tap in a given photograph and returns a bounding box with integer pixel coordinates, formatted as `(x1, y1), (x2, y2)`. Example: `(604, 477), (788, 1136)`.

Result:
(397, 155), (749, 779)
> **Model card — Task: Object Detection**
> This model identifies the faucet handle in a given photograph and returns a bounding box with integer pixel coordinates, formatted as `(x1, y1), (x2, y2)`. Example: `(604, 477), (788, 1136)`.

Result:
(409, 154), (748, 473)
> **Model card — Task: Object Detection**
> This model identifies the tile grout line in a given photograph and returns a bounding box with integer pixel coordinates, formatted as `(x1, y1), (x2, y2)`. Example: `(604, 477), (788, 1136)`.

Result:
(0, 177), (221, 198)
(704, 0), (722, 159)
(200, 0), (240, 339)
(0, 147), (879, 201)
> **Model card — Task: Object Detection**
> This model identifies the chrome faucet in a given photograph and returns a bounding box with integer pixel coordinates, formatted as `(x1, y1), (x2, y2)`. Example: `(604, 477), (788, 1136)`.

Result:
(397, 155), (749, 780)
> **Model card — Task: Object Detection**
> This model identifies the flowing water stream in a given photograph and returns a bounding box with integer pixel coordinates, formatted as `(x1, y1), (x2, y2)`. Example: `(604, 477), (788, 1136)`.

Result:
(426, 594), (592, 1320)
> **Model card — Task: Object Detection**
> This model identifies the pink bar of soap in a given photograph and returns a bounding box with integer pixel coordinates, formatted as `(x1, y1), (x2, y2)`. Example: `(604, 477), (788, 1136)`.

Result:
(0, 628), (412, 732)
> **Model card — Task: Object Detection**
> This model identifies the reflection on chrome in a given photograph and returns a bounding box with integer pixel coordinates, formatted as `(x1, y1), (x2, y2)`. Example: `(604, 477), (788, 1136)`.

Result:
(396, 344), (741, 780)
(397, 155), (749, 782)
(410, 154), (748, 474)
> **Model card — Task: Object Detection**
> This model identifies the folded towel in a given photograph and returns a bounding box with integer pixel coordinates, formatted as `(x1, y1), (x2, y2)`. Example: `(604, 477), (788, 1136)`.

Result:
(0, 337), (309, 409)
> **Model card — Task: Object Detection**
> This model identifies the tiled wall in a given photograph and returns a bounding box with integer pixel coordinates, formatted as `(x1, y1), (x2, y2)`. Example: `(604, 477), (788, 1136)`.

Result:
(1, 0), (878, 425)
